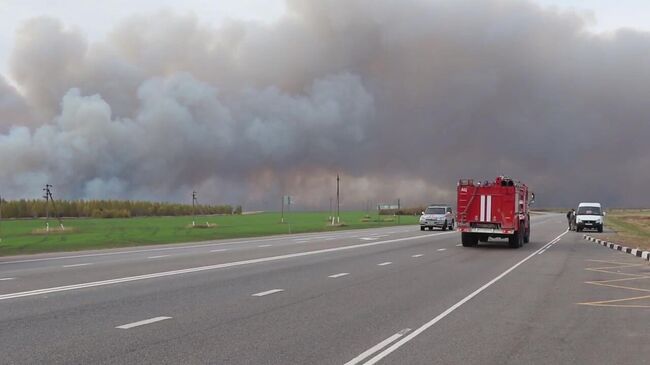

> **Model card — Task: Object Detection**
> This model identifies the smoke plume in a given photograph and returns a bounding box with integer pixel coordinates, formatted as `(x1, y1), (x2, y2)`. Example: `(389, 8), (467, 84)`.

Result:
(1, 0), (650, 208)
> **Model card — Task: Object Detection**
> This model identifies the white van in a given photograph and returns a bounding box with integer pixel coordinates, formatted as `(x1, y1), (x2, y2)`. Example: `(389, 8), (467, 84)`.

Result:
(576, 202), (604, 232)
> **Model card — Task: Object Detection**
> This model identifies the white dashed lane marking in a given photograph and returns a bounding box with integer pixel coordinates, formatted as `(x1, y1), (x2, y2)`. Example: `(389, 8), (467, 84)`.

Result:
(377, 262), (392, 266)
(411, 254), (423, 258)
(62, 263), (92, 268)
(116, 316), (172, 329)
(328, 273), (350, 278)
(147, 255), (171, 259)
(252, 289), (284, 297)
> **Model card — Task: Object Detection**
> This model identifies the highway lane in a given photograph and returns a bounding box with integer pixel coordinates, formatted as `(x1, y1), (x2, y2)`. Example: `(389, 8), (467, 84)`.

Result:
(0, 226), (452, 295)
(0, 225), (418, 271)
(2, 213), (647, 364)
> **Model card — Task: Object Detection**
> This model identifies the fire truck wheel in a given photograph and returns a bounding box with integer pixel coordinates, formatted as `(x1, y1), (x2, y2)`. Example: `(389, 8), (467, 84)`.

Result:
(509, 230), (523, 248)
(420, 226), (425, 231)
(524, 229), (530, 243)
(461, 232), (478, 247)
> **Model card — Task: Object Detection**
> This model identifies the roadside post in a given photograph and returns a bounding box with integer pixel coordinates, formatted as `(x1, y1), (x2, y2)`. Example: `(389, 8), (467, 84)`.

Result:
(397, 199), (401, 225)
(0, 193), (3, 243)
(192, 191), (197, 227)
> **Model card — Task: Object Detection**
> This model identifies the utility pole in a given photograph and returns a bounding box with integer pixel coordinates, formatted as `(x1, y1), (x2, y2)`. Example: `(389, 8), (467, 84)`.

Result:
(397, 198), (401, 225)
(192, 191), (197, 227)
(43, 184), (63, 231)
(43, 184), (51, 232)
(336, 174), (340, 224)
(0, 193), (3, 243)
(281, 195), (284, 223)
(287, 196), (291, 216)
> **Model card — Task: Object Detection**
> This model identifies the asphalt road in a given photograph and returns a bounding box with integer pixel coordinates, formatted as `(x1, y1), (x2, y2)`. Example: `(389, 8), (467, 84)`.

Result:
(1, 213), (648, 364)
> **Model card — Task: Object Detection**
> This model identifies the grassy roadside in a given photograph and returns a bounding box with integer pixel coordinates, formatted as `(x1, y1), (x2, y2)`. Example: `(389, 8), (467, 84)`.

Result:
(0, 212), (418, 256)
(596, 209), (650, 251)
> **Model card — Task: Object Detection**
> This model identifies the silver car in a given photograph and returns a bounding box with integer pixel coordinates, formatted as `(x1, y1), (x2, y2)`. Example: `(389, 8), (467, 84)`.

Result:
(420, 205), (454, 231)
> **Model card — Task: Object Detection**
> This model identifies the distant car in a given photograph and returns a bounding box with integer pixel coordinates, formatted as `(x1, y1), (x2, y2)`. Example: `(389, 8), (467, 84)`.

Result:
(420, 205), (454, 231)
(576, 202), (604, 232)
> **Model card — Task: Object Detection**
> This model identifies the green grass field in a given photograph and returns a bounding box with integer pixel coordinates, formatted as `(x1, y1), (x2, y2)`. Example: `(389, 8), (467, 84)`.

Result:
(0, 212), (418, 256)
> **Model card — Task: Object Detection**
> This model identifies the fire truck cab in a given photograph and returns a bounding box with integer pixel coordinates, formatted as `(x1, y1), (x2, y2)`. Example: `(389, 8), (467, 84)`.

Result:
(456, 176), (532, 248)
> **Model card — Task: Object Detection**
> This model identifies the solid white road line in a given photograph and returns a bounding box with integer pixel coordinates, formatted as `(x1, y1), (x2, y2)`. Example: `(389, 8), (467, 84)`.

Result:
(328, 273), (350, 278)
(147, 255), (170, 259)
(377, 262), (392, 266)
(437, 248), (447, 252)
(258, 245), (272, 248)
(0, 278), (15, 281)
(62, 263), (92, 268)
(209, 249), (228, 253)
(362, 229), (569, 365)
(116, 316), (172, 329)
(0, 231), (454, 302)
(252, 289), (284, 297)
(537, 231), (567, 255)
(345, 329), (411, 365)
(411, 254), (423, 258)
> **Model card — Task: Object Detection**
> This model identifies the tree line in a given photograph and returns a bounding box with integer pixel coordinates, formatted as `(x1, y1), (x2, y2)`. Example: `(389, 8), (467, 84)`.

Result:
(0, 199), (242, 219)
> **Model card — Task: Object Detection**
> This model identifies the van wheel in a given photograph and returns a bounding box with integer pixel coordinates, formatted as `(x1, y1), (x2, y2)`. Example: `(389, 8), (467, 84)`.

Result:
(420, 226), (425, 231)
(598, 225), (603, 233)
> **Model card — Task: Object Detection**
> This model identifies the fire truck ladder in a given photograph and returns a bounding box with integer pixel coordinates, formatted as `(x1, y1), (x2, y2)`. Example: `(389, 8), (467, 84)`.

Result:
(459, 188), (480, 222)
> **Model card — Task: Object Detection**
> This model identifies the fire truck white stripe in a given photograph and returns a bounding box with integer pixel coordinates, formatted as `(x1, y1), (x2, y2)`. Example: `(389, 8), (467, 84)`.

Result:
(486, 195), (492, 222)
(480, 195), (486, 222)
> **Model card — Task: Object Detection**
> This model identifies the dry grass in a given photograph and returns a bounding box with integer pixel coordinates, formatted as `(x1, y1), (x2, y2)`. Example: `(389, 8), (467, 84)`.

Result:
(593, 210), (650, 251)
(188, 223), (217, 229)
(31, 227), (78, 235)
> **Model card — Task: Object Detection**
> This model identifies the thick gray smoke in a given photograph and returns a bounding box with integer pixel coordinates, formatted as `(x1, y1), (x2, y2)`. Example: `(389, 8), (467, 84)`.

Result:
(1, 0), (650, 208)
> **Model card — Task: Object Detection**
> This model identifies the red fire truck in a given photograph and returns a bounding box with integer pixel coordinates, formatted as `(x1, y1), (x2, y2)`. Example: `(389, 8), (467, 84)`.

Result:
(456, 176), (532, 248)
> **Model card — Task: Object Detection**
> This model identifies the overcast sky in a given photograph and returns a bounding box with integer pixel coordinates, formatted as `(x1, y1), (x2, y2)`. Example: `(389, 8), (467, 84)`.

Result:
(1, 0), (650, 208)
